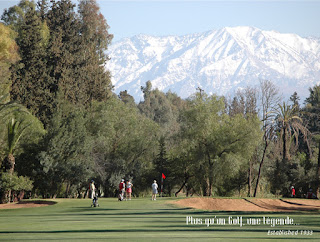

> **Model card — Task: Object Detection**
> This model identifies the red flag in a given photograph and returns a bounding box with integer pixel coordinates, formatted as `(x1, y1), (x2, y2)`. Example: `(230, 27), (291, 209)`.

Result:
(162, 173), (166, 179)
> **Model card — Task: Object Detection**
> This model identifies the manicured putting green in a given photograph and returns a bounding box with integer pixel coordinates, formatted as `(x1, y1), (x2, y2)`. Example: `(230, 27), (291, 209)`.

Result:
(0, 197), (319, 241)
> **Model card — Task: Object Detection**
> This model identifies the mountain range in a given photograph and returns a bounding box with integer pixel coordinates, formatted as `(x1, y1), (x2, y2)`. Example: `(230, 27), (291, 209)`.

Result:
(105, 26), (320, 102)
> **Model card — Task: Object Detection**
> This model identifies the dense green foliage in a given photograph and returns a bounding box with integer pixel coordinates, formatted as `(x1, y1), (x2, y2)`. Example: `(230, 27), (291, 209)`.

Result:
(0, 171), (33, 202)
(1, 0), (320, 203)
(0, 23), (19, 101)
(3, 0), (113, 127)
(87, 98), (159, 197)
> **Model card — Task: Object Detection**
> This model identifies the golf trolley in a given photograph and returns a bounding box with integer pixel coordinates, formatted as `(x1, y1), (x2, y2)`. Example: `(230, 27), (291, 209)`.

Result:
(118, 192), (124, 201)
(91, 195), (99, 207)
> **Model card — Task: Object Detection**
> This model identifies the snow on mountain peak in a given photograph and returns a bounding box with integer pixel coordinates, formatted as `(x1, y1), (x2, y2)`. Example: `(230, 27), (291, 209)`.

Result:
(106, 26), (320, 102)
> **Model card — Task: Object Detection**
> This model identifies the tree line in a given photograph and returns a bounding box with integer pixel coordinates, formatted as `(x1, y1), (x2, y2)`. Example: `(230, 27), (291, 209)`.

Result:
(0, 0), (320, 203)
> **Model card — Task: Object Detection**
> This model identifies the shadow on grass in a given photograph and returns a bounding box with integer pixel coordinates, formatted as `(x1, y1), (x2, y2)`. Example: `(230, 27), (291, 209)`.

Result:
(243, 198), (320, 212)
(18, 238), (318, 241)
(280, 199), (320, 208)
(18, 209), (320, 218)
(18, 200), (57, 205)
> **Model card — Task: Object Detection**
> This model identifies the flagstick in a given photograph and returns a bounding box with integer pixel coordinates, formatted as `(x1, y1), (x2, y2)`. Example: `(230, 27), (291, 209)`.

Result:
(161, 175), (163, 197)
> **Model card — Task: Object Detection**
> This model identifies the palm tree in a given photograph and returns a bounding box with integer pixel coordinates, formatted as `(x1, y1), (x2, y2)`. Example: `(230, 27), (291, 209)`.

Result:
(4, 118), (29, 173)
(0, 94), (30, 168)
(1, 118), (30, 203)
(273, 102), (309, 164)
(266, 102), (309, 196)
(0, 94), (22, 119)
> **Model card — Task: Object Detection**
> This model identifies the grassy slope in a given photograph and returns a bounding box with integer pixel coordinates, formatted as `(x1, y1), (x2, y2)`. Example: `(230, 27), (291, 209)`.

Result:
(0, 197), (319, 241)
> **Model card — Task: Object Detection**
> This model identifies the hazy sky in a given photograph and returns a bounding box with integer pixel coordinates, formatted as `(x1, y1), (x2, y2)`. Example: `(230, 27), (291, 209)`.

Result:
(1, 0), (320, 42)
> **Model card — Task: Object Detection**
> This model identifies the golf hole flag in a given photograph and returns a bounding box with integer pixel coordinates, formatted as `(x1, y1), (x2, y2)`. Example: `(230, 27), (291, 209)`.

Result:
(161, 173), (165, 197)
(162, 173), (166, 179)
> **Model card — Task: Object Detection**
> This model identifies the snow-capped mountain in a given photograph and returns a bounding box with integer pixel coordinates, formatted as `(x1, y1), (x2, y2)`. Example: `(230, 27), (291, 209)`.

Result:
(106, 26), (320, 102)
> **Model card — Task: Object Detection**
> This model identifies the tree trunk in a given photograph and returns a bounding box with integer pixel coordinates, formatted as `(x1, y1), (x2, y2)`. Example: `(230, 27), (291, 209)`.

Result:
(3, 154), (15, 174)
(84, 188), (89, 199)
(283, 126), (288, 163)
(206, 177), (211, 196)
(8, 154), (15, 175)
(206, 150), (213, 196)
(316, 140), (320, 198)
(175, 179), (188, 197)
(247, 162), (252, 197)
(208, 178), (213, 196)
(65, 182), (70, 198)
(254, 141), (268, 197)
(18, 190), (25, 201)
(1, 154), (15, 203)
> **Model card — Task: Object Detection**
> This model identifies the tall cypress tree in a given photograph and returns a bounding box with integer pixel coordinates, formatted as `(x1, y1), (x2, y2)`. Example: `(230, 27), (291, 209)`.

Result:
(78, 0), (113, 102)
(45, 0), (113, 106)
(6, 0), (114, 127)
(46, 0), (85, 105)
(10, 5), (52, 127)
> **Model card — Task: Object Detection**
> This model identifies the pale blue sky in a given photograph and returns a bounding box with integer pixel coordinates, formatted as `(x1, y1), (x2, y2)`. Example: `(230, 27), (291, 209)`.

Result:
(1, 0), (320, 42)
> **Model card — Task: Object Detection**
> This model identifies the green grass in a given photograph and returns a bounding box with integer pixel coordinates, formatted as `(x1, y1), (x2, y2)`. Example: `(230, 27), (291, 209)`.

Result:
(0, 197), (319, 241)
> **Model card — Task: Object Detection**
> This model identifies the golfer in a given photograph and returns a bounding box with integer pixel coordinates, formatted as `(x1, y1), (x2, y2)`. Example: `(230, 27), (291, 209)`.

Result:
(152, 180), (158, 200)
(119, 179), (125, 200)
(126, 180), (133, 200)
(89, 180), (96, 199)
(291, 186), (295, 198)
